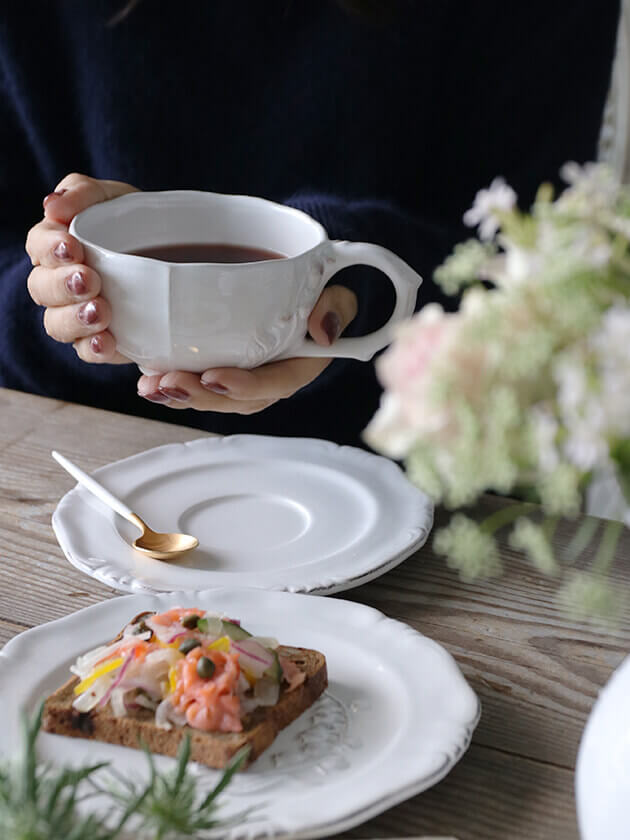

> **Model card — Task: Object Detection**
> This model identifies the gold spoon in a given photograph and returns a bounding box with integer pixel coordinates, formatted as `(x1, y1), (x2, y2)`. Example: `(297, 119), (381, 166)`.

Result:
(51, 450), (199, 560)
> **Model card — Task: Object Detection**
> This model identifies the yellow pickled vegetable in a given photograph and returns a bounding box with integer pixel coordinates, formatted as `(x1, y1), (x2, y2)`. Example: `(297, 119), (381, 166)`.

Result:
(74, 657), (124, 695)
(208, 636), (230, 652)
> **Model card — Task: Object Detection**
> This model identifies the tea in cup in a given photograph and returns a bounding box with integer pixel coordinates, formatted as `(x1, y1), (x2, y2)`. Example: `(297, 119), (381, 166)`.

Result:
(69, 190), (422, 374)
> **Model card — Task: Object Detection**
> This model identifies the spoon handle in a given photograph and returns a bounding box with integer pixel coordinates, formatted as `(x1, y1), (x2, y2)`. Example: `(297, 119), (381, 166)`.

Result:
(51, 450), (140, 528)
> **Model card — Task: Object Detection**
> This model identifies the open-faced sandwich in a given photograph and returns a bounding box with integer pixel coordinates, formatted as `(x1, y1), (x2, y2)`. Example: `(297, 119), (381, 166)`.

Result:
(42, 607), (327, 769)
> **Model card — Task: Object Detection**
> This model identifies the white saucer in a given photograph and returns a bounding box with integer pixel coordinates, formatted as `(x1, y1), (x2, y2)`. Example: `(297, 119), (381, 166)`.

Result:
(52, 436), (433, 594)
(0, 588), (479, 838)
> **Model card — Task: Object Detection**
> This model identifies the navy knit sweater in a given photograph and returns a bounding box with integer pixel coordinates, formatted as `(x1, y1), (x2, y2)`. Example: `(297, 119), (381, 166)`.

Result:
(0, 1), (620, 446)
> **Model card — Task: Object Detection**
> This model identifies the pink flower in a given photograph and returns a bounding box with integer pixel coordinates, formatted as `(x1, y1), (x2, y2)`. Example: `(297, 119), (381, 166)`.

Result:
(377, 304), (456, 393)
(365, 305), (463, 455)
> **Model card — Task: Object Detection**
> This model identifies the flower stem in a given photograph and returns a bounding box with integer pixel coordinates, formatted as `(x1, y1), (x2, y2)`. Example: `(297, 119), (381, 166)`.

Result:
(479, 502), (539, 536)
(565, 516), (600, 565)
(543, 516), (559, 542)
(593, 519), (623, 575)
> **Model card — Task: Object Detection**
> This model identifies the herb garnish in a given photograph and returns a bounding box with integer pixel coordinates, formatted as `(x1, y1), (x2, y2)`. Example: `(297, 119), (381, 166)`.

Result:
(0, 702), (248, 840)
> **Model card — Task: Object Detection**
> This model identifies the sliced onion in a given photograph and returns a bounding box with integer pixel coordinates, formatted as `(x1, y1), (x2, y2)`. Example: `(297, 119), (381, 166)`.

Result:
(154, 698), (188, 729)
(71, 635), (151, 679)
(240, 680), (279, 714)
(166, 705), (188, 727)
(167, 631), (189, 644)
(251, 636), (279, 650)
(72, 673), (114, 712)
(240, 696), (261, 714)
(155, 698), (173, 730)
(71, 642), (119, 676)
(198, 614), (223, 638)
(119, 675), (162, 700)
(99, 653), (133, 708)
(231, 642), (270, 665)
(254, 677), (280, 706)
(231, 639), (274, 679)
(145, 648), (181, 668)
(110, 687), (128, 717)
(134, 692), (158, 711)
(121, 649), (180, 698)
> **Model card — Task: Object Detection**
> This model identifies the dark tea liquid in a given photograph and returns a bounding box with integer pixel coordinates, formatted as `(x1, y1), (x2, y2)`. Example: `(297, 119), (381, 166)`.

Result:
(127, 243), (287, 263)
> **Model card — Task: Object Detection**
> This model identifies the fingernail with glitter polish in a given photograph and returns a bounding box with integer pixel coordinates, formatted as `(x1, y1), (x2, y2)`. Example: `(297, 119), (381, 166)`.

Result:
(78, 300), (98, 325)
(66, 271), (87, 296)
(90, 335), (104, 354)
(322, 311), (342, 345)
(140, 391), (170, 403)
(159, 387), (190, 402)
(200, 379), (229, 394)
(54, 241), (72, 261)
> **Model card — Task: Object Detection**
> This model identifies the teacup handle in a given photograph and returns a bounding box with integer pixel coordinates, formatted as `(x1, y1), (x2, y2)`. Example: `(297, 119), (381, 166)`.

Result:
(291, 241), (422, 361)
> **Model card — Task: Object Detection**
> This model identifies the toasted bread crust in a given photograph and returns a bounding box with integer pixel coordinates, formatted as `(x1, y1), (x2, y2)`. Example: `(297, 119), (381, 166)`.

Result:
(42, 642), (327, 769)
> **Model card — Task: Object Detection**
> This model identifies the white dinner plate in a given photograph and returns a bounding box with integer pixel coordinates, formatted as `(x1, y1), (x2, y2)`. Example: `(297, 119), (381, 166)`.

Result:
(52, 435), (433, 594)
(0, 588), (480, 839)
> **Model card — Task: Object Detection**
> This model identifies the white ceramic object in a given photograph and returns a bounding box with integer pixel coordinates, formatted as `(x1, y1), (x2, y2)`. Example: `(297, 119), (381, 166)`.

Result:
(0, 588), (480, 839)
(51, 435), (433, 594)
(51, 450), (199, 559)
(52, 449), (141, 522)
(69, 190), (421, 374)
(576, 654), (630, 840)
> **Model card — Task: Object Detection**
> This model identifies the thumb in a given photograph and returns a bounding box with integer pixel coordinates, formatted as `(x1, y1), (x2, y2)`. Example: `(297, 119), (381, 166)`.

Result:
(307, 284), (358, 347)
(43, 174), (139, 225)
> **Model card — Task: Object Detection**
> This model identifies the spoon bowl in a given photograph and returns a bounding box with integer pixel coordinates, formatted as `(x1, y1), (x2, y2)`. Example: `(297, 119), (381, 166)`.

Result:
(127, 513), (199, 560)
(52, 451), (199, 561)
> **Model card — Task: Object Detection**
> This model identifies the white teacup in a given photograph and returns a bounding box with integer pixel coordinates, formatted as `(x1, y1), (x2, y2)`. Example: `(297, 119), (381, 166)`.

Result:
(70, 191), (422, 374)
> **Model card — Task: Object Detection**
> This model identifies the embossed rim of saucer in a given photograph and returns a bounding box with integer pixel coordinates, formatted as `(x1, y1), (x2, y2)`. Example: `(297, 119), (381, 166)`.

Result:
(0, 588), (479, 839)
(51, 435), (434, 595)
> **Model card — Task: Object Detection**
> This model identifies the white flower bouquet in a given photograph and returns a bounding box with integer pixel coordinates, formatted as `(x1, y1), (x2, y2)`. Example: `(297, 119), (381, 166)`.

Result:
(365, 163), (630, 621)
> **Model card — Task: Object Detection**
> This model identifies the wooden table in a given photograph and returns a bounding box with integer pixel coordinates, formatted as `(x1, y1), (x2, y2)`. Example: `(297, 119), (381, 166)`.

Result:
(1, 386), (628, 840)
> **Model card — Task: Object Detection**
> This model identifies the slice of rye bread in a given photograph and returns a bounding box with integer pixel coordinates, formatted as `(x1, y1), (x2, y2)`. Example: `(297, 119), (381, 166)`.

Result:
(42, 615), (327, 770)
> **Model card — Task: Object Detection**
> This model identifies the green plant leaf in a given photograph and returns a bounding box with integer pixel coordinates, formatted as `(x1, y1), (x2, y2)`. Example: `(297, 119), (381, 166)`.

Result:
(0, 704), (243, 840)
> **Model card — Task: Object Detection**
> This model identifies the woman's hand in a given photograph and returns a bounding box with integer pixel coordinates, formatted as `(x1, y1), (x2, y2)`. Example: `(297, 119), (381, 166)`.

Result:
(26, 172), (359, 415)
(25, 172), (138, 364)
(136, 283), (358, 414)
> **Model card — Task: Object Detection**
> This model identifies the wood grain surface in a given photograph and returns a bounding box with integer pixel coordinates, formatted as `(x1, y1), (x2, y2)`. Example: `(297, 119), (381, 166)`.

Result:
(1, 386), (628, 840)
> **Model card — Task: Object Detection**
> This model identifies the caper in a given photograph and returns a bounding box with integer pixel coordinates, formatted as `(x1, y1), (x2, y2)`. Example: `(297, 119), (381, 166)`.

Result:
(196, 656), (215, 679)
(182, 614), (200, 629)
(179, 638), (201, 655)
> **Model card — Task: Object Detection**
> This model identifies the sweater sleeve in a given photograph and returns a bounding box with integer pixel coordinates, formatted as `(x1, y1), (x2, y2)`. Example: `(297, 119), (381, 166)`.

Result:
(0, 53), (142, 410)
(0, 245), (139, 403)
(0, 206), (141, 410)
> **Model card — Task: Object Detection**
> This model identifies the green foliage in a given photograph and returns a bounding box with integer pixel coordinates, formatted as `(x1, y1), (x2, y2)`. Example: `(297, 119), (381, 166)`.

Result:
(0, 703), (248, 840)
(610, 438), (630, 502)
(104, 737), (250, 840)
